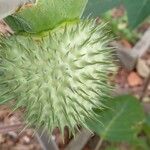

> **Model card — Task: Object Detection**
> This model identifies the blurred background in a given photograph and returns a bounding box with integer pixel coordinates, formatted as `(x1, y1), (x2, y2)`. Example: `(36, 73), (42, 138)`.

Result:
(0, 0), (150, 150)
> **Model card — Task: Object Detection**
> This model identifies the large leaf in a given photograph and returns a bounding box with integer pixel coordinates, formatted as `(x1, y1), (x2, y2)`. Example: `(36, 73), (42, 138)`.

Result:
(83, 0), (122, 17)
(5, 0), (87, 33)
(123, 0), (150, 28)
(82, 0), (150, 28)
(86, 95), (145, 142)
(143, 115), (150, 139)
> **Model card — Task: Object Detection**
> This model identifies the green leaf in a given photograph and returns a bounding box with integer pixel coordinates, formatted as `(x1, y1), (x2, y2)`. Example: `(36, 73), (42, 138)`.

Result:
(86, 95), (145, 142)
(5, 0), (87, 33)
(143, 115), (150, 139)
(132, 138), (150, 150)
(83, 0), (122, 17)
(123, 0), (150, 28)
(105, 146), (119, 150)
(105, 138), (150, 150)
(83, 0), (150, 28)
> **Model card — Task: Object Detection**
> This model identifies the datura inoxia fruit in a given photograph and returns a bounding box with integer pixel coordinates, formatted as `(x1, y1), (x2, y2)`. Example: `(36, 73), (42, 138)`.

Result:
(0, 20), (116, 133)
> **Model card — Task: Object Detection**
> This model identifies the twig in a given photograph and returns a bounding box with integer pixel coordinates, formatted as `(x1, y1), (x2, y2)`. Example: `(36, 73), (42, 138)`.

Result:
(65, 128), (92, 150)
(112, 28), (150, 70)
(94, 138), (104, 150)
(36, 129), (59, 150)
(140, 73), (150, 101)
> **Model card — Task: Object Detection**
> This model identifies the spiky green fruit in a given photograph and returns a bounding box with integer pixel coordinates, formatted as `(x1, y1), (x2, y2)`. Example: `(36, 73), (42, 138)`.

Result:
(0, 20), (116, 133)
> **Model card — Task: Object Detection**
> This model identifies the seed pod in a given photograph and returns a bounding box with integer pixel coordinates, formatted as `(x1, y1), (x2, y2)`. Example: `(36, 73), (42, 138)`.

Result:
(0, 20), (117, 133)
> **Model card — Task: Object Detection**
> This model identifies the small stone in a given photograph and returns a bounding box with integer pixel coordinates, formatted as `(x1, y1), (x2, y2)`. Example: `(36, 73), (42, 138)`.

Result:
(9, 116), (21, 125)
(143, 97), (150, 102)
(127, 72), (143, 87)
(25, 129), (34, 137)
(136, 59), (150, 78)
(7, 131), (18, 142)
(20, 135), (31, 144)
